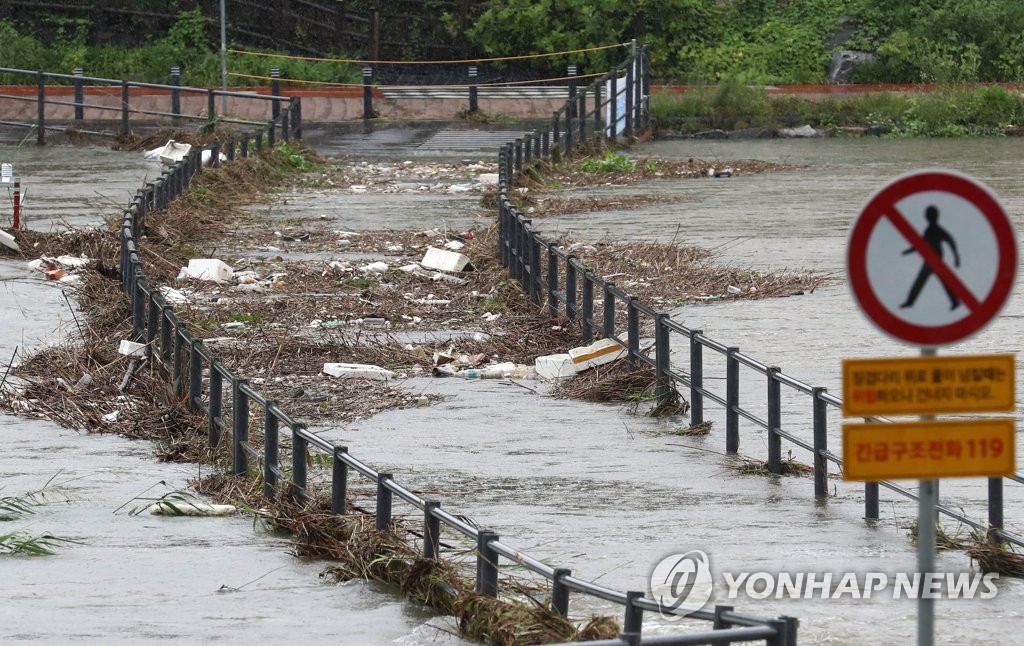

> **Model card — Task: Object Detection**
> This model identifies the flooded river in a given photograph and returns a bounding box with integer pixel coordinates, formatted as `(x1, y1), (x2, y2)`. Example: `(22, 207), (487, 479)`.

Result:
(2, 135), (1023, 644)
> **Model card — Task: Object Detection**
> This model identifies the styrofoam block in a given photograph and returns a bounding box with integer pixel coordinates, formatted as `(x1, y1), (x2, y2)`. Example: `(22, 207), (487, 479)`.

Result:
(421, 246), (471, 272)
(185, 258), (233, 282)
(118, 340), (148, 358)
(323, 363), (397, 380)
(535, 353), (576, 380)
(569, 338), (627, 371)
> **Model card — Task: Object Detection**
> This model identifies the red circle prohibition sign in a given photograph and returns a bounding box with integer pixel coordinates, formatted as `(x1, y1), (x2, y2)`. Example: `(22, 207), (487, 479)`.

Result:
(848, 170), (1017, 346)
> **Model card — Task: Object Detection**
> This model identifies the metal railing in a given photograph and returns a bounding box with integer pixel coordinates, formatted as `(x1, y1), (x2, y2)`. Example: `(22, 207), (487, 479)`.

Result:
(495, 45), (1024, 559)
(103, 51), (798, 645)
(0, 66), (301, 143)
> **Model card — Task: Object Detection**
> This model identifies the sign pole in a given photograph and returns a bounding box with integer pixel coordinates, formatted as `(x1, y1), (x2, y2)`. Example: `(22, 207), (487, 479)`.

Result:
(917, 346), (936, 646)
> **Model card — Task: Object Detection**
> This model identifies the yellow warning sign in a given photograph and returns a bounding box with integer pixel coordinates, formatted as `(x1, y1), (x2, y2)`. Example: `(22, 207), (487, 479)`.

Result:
(843, 419), (1016, 480)
(842, 354), (1014, 417)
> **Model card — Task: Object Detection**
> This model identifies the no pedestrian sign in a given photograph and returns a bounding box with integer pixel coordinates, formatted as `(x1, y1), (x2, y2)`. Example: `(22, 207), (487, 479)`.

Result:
(847, 170), (1018, 346)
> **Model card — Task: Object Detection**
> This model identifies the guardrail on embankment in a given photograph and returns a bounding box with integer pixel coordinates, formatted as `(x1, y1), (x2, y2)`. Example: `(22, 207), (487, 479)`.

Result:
(495, 44), (1024, 558)
(0, 66), (301, 142)
(105, 51), (798, 646)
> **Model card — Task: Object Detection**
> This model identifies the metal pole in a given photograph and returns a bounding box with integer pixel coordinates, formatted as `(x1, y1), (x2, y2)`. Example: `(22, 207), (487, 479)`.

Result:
(73, 67), (84, 120)
(219, 0), (228, 113)
(918, 346), (936, 646)
(468, 65), (478, 113)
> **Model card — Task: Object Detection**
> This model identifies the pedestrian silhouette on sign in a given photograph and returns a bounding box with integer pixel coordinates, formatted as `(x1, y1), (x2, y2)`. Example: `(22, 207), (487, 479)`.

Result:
(900, 205), (961, 310)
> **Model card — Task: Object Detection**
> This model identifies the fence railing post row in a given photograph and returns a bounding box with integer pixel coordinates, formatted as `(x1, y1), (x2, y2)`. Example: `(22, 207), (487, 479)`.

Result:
(626, 296), (639, 362)
(208, 361), (222, 447)
(767, 366), (782, 474)
(689, 330), (704, 425)
(602, 281), (615, 339)
(291, 424), (308, 502)
(726, 347), (740, 453)
(813, 387), (829, 498)
(424, 499), (441, 559)
(232, 379), (249, 476)
(332, 446), (349, 514)
(376, 473), (393, 530)
(476, 530), (499, 596)
(36, 71), (45, 145)
(264, 405), (279, 500)
(73, 66), (84, 120)
(188, 339), (203, 411)
(551, 567), (571, 616)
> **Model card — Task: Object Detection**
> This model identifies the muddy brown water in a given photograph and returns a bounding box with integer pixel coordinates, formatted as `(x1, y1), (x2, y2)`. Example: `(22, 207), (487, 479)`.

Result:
(2, 136), (1022, 645)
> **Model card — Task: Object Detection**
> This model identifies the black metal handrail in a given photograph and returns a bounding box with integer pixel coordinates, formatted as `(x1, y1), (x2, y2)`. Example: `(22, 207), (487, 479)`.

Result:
(0, 66), (300, 143)
(494, 43), (1024, 557)
(103, 52), (797, 645)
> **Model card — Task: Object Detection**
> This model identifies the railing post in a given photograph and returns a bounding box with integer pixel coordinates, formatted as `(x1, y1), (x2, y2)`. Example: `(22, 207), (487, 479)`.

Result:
(813, 387), (829, 499)
(552, 567), (571, 617)
(362, 66), (374, 119)
(625, 55), (634, 139)
(131, 275), (144, 338)
(207, 88), (216, 127)
(332, 446), (349, 514)
(292, 96), (302, 139)
(36, 71), (45, 145)
(767, 366), (782, 474)
(241, 132), (250, 158)
(208, 361), (222, 447)
(172, 329), (184, 395)
(530, 238), (542, 306)
(188, 339), (202, 411)
(552, 111), (560, 151)
(988, 477), (1003, 530)
(468, 65), (478, 113)
(159, 306), (172, 370)
(532, 131), (540, 159)
(565, 258), (578, 321)
(582, 271), (595, 341)
(514, 138), (523, 173)
(476, 530), (499, 597)
(713, 605), (734, 629)
(623, 590), (644, 634)
(567, 64), (577, 118)
(594, 82), (602, 141)
(291, 424), (308, 501)
(270, 67), (281, 120)
(120, 80), (130, 135)
(264, 404), (279, 500)
(865, 481), (879, 520)
(546, 246), (559, 317)
(608, 69), (618, 141)
(541, 129), (550, 157)
(268, 119), (276, 147)
(655, 313), (671, 407)
(627, 296), (639, 362)
(73, 67), (84, 120)
(424, 499), (441, 559)
(640, 44), (651, 130)
(564, 105), (573, 154)
(376, 473), (393, 530)
(578, 88), (587, 145)
(689, 329), (704, 425)
(602, 282), (615, 339)
(170, 65), (181, 122)
(232, 379), (249, 475)
(726, 347), (740, 453)
(146, 296), (158, 347)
